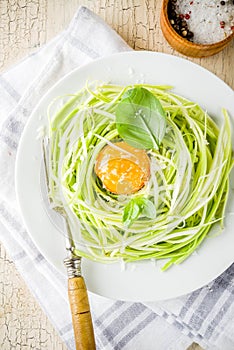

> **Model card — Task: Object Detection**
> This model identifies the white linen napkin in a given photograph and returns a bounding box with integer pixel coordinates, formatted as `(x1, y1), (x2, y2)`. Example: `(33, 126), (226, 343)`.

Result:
(0, 6), (234, 350)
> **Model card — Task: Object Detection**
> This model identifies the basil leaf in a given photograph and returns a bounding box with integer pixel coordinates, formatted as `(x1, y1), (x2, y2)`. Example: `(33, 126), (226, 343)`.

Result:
(138, 197), (156, 219)
(123, 196), (156, 228)
(122, 200), (141, 228)
(116, 87), (166, 150)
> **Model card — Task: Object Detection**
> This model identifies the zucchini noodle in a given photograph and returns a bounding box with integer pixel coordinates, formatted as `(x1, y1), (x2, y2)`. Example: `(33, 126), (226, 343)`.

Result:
(47, 83), (233, 270)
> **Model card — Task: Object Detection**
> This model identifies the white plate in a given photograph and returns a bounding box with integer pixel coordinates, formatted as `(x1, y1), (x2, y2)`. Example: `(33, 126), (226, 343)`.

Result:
(15, 51), (234, 301)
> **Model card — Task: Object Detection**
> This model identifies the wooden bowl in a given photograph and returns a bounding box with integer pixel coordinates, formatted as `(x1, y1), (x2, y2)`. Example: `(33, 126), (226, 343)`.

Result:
(160, 0), (234, 58)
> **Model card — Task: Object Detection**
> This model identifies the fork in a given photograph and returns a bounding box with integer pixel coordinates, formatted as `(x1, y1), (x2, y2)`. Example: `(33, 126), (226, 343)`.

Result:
(42, 138), (96, 350)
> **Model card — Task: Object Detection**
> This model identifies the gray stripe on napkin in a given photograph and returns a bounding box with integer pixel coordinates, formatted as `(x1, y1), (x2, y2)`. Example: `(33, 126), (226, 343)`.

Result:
(0, 203), (38, 252)
(160, 309), (199, 340)
(12, 250), (27, 260)
(95, 300), (125, 324)
(114, 312), (157, 350)
(205, 292), (234, 340)
(173, 319), (184, 331)
(64, 337), (75, 350)
(0, 203), (23, 231)
(6, 118), (24, 135)
(68, 35), (99, 59)
(0, 134), (18, 150)
(98, 303), (147, 347)
(201, 265), (234, 340)
(0, 105), (30, 149)
(0, 76), (21, 102)
(179, 288), (202, 319)
(152, 305), (210, 346)
(60, 323), (73, 336)
(188, 267), (234, 332)
(34, 253), (44, 263)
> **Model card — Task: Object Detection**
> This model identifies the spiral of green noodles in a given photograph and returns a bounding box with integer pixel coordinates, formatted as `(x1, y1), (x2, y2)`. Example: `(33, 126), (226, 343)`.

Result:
(47, 83), (233, 270)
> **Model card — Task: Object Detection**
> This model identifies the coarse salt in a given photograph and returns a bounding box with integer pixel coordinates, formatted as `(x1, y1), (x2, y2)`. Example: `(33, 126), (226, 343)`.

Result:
(128, 67), (135, 76)
(176, 0), (234, 44)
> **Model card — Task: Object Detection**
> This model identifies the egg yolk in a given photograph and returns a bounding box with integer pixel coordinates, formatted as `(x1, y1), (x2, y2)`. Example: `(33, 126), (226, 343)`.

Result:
(95, 142), (150, 195)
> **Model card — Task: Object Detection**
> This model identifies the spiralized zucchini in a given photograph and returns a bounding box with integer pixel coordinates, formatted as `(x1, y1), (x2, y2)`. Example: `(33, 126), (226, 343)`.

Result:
(47, 83), (233, 270)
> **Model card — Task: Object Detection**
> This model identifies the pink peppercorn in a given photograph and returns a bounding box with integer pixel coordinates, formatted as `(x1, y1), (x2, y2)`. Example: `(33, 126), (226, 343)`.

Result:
(185, 14), (190, 20)
(220, 21), (225, 29)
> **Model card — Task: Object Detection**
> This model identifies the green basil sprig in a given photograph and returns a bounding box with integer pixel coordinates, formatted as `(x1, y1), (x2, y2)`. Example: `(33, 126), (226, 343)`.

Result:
(116, 87), (166, 150)
(123, 196), (156, 228)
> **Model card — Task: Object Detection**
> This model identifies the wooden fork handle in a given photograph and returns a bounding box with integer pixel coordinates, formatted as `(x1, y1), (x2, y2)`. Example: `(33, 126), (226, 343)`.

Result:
(68, 276), (96, 350)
